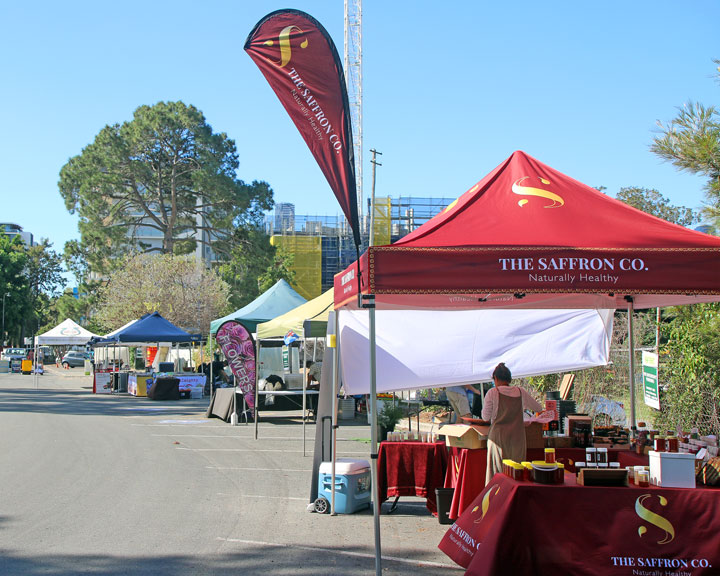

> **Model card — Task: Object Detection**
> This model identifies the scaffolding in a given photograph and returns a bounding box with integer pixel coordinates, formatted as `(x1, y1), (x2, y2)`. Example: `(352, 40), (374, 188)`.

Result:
(270, 235), (322, 300)
(265, 196), (454, 297)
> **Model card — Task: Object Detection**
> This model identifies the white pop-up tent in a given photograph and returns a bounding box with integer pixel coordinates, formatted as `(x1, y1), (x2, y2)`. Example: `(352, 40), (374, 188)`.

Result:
(35, 318), (99, 346)
(33, 319), (100, 386)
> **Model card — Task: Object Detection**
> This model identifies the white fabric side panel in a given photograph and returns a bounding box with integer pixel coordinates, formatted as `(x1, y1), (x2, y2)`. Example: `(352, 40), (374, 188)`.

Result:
(339, 309), (613, 395)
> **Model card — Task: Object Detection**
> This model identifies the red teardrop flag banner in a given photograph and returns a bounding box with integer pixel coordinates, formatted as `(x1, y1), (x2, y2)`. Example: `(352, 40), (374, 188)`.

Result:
(216, 320), (256, 414)
(245, 9), (361, 247)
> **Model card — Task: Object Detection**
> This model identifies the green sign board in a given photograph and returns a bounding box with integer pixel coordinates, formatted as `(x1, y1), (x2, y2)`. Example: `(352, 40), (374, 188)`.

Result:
(642, 351), (660, 410)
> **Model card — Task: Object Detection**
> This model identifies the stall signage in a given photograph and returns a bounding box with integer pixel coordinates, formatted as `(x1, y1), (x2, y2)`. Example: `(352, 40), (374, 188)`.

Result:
(282, 346), (289, 371)
(642, 351), (660, 410)
(216, 320), (256, 413)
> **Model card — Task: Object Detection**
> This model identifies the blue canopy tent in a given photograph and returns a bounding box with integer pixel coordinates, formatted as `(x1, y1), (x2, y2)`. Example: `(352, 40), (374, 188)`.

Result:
(210, 279), (307, 335)
(95, 312), (201, 345)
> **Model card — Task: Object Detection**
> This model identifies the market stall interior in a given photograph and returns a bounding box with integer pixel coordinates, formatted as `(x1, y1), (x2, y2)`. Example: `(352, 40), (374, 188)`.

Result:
(91, 312), (203, 398)
(332, 150), (720, 574)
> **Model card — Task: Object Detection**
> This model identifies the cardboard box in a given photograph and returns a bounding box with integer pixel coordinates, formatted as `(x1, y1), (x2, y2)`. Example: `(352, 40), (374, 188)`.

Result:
(525, 422), (544, 449)
(440, 424), (488, 449)
(545, 435), (574, 449)
(649, 450), (696, 488)
(566, 415), (592, 438)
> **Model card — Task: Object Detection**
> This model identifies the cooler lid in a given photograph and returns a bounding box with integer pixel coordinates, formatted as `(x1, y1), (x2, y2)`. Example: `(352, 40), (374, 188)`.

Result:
(319, 458), (370, 475)
(648, 450), (696, 460)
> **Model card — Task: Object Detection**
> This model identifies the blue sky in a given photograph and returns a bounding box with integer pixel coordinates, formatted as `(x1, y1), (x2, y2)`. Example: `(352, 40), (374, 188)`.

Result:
(1, 1), (718, 267)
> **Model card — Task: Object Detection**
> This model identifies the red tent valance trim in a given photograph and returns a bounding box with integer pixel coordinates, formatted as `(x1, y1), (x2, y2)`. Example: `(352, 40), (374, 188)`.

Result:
(366, 287), (720, 296)
(369, 246), (720, 254)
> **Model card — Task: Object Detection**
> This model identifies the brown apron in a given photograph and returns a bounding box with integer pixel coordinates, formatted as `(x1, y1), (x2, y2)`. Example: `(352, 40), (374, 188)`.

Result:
(486, 391), (526, 484)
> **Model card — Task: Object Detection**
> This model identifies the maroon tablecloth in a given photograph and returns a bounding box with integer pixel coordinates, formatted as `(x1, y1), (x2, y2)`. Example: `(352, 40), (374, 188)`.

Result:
(444, 447), (649, 520)
(377, 441), (448, 513)
(439, 473), (720, 575)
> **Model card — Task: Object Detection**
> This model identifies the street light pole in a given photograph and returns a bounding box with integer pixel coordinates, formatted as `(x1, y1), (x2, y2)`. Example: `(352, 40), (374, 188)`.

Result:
(2, 293), (9, 346)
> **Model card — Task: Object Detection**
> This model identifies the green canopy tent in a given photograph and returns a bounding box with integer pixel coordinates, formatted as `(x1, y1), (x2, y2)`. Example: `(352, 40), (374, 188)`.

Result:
(256, 288), (333, 340)
(210, 279), (307, 335)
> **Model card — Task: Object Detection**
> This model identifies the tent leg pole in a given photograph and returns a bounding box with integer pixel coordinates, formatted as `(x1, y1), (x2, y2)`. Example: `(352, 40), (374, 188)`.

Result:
(368, 300), (382, 576)
(331, 310), (339, 516)
(627, 298), (636, 429)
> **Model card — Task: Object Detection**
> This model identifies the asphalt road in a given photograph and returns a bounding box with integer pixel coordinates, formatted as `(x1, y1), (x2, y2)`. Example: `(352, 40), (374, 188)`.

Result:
(0, 367), (461, 575)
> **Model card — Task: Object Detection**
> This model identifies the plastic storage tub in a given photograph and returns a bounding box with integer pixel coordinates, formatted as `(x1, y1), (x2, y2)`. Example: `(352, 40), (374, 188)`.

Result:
(317, 458), (371, 514)
(649, 450), (696, 488)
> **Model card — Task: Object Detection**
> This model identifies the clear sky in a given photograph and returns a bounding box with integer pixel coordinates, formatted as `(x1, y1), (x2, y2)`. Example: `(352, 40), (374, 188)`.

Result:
(1, 1), (718, 269)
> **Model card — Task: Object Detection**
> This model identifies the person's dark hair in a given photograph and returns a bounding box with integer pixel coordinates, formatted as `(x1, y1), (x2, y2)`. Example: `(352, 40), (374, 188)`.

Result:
(305, 360), (314, 369)
(492, 362), (512, 383)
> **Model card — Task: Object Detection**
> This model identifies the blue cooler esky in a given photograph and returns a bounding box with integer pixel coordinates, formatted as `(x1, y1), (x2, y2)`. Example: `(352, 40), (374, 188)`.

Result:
(1, 1), (718, 266)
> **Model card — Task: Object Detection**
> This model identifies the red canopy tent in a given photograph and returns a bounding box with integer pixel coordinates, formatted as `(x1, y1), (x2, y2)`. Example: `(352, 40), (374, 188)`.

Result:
(335, 150), (720, 311)
(330, 151), (720, 572)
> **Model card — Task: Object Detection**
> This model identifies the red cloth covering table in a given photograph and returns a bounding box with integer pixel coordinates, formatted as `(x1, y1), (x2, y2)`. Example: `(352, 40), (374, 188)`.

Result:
(444, 447), (649, 521)
(440, 472), (720, 576)
(377, 440), (448, 514)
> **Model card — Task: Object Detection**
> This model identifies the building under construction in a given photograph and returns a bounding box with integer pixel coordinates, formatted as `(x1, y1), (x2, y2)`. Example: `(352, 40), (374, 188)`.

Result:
(264, 196), (454, 299)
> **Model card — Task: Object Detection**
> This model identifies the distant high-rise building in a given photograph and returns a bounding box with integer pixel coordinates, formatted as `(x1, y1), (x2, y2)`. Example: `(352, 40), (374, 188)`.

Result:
(1, 223), (34, 247)
(274, 203), (296, 233)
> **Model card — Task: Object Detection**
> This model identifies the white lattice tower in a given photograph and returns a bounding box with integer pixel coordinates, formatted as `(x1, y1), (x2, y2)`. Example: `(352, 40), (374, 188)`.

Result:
(344, 0), (363, 227)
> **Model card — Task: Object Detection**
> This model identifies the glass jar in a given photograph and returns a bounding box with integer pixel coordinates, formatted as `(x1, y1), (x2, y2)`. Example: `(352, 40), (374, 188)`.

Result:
(666, 435), (679, 453)
(654, 436), (666, 452)
(637, 469), (650, 488)
(634, 466), (646, 485)
(597, 447), (608, 467)
(544, 448), (556, 464)
(586, 447), (597, 467)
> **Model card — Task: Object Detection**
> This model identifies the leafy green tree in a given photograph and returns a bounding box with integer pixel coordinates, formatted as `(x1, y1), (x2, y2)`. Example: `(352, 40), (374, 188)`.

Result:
(219, 228), (295, 309)
(59, 101), (273, 275)
(651, 59), (720, 228)
(94, 253), (230, 334)
(24, 239), (67, 333)
(616, 187), (698, 227)
(655, 304), (720, 436)
(0, 235), (31, 346)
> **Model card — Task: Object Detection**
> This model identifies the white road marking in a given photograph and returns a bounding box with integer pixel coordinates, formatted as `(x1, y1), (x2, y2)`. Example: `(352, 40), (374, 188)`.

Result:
(205, 466), (312, 472)
(175, 447), (368, 454)
(217, 494), (308, 501)
(217, 538), (462, 570)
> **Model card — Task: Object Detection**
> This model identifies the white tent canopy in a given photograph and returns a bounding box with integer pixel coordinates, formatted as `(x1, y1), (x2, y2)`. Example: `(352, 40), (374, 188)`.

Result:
(338, 308), (614, 395)
(35, 318), (99, 346)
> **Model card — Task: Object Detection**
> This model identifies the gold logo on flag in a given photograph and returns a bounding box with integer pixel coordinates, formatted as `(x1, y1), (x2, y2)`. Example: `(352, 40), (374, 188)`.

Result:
(263, 25), (309, 68)
(635, 494), (675, 545)
(512, 176), (564, 208)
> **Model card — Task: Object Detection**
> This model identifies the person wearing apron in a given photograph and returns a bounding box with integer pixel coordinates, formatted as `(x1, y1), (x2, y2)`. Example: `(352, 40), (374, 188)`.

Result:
(483, 363), (542, 484)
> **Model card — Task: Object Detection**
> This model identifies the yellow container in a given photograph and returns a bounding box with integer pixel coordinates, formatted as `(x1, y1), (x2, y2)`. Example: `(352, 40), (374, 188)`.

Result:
(21, 359), (32, 374)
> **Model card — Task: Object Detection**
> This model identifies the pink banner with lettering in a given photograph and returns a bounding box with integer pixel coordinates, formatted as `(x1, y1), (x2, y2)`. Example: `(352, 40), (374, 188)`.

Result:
(216, 320), (256, 412)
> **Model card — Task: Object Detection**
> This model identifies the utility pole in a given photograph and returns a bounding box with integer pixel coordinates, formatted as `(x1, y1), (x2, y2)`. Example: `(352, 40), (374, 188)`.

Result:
(369, 149), (382, 246)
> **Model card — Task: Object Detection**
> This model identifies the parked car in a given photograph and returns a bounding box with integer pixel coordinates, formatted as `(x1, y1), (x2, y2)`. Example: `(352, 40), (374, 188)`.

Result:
(61, 351), (88, 369)
(1, 347), (27, 362)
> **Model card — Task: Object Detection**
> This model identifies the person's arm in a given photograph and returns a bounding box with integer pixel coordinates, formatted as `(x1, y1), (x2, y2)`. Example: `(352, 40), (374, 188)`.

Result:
(481, 388), (496, 421)
(463, 384), (482, 395)
(521, 388), (543, 413)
